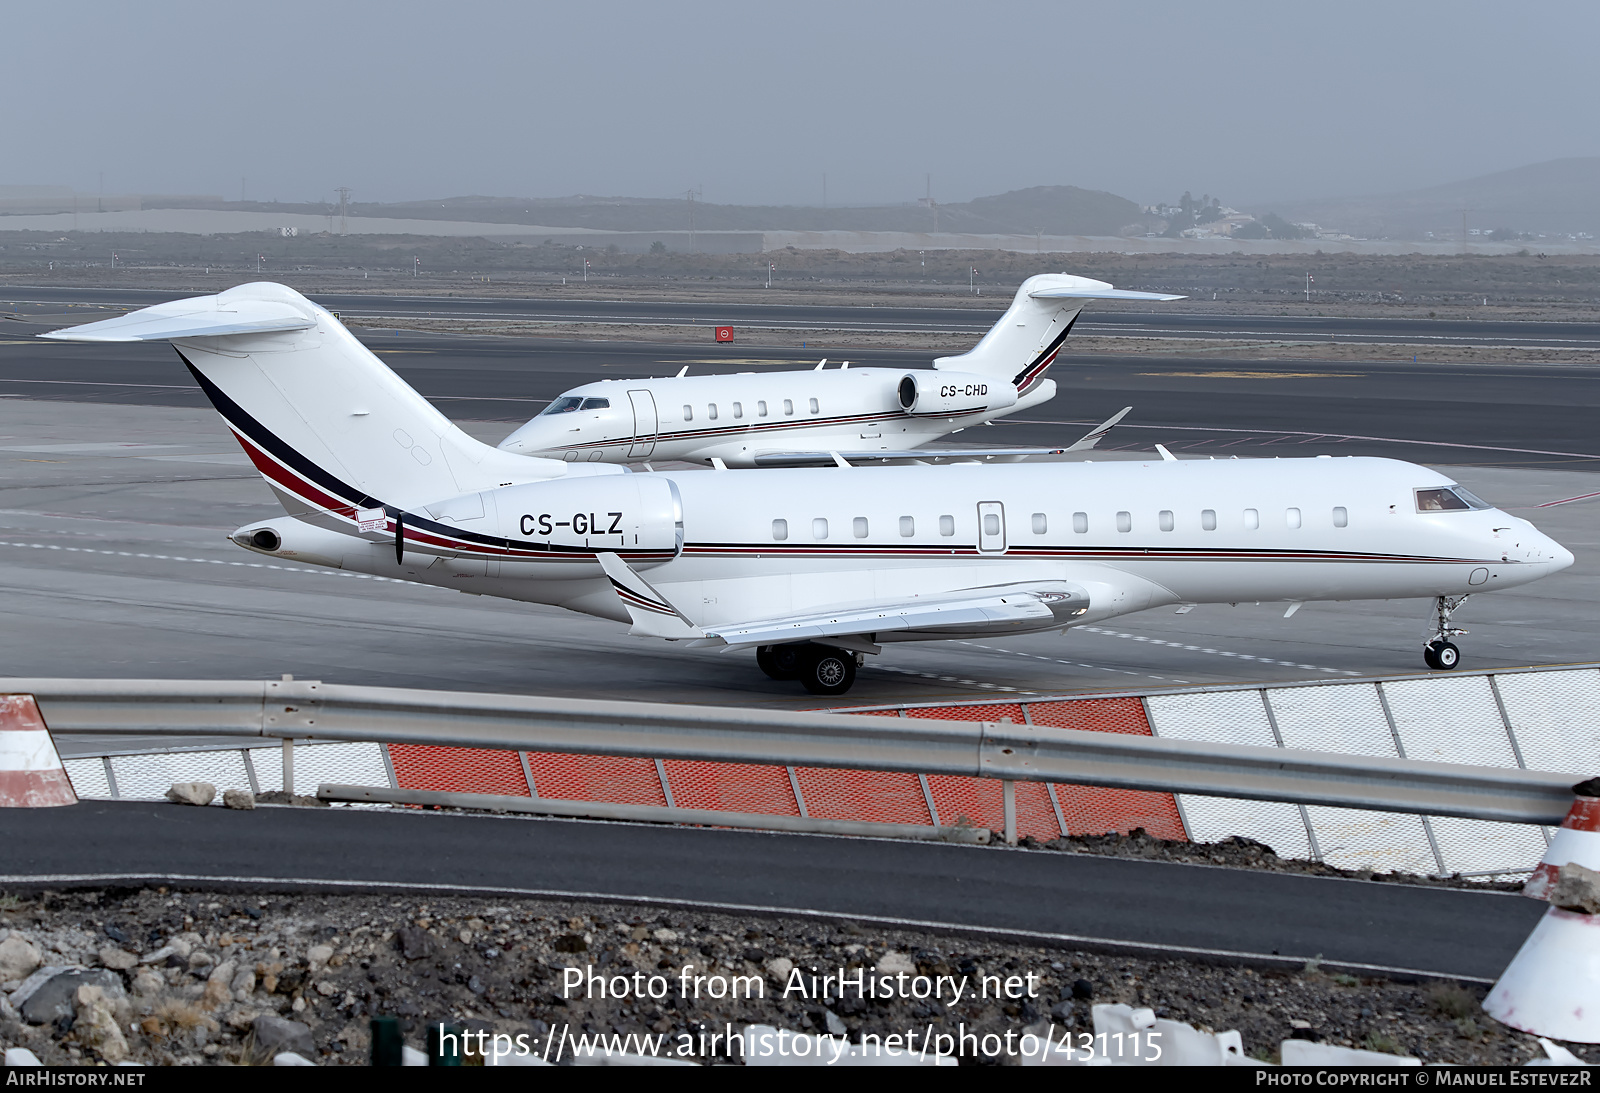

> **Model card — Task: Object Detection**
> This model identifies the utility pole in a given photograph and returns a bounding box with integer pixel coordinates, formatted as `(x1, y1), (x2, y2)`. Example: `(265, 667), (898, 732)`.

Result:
(1305, 271), (1311, 303)
(685, 187), (701, 253)
(583, 257), (589, 282)
(970, 266), (978, 296)
(766, 260), (774, 289)
(336, 187), (352, 237)
(413, 256), (418, 278)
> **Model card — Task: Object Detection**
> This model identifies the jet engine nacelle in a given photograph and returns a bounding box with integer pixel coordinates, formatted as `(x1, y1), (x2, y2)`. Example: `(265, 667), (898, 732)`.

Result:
(897, 371), (1017, 416)
(427, 475), (684, 566)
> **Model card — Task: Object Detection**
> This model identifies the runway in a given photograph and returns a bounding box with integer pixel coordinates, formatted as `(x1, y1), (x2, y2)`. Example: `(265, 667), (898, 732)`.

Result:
(7, 324), (1600, 464)
(8, 284), (1600, 348)
(0, 801), (1547, 980)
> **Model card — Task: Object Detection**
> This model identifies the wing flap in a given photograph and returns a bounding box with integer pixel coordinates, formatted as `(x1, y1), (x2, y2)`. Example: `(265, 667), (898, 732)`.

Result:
(752, 407), (1133, 467)
(701, 582), (1089, 649)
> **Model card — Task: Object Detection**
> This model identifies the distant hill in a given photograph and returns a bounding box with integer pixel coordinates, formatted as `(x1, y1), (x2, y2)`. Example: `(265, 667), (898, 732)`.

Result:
(1266, 158), (1600, 239)
(171, 185), (1149, 237)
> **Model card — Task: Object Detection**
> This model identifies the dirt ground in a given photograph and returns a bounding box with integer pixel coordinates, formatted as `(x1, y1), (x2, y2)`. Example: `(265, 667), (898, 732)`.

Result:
(5, 239), (1600, 323)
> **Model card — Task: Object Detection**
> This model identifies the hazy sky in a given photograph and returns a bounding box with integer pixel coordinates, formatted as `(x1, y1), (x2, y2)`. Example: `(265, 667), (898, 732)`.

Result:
(7, 1), (1597, 209)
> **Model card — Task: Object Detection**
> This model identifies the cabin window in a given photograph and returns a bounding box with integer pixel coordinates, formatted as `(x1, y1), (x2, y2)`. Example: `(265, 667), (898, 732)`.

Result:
(899, 516), (915, 537)
(809, 398), (820, 414)
(1116, 511), (1132, 533)
(579, 397), (610, 410)
(1286, 507), (1302, 529)
(541, 396), (584, 415)
(733, 402), (743, 419)
(939, 514), (955, 536)
(1333, 506), (1348, 528)
(783, 399), (794, 416)
(1031, 513), (1047, 534)
(771, 519), (788, 540)
(708, 404), (718, 421)
(1072, 512), (1088, 534)
(812, 518), (829, 539)
(1201, 509), (1217, 531)
(1159, 510), (1174, 532)
(983, 513), (1001, 536)
(757, 401), (768, 417)
(1244, 508), (1259, 530)
(682, 405), (693, 421)
(853, 517), (869, 538)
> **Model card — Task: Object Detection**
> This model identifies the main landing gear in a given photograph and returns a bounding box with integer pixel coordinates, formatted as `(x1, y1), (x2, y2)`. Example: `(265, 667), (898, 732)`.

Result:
(757, 643), (859, 696)
(1423, 595), (1468, 671)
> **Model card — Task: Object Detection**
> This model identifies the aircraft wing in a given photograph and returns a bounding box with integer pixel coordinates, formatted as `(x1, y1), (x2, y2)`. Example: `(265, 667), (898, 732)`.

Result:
(751, 407), (1131, 468)
(694, 581), (1090, 651)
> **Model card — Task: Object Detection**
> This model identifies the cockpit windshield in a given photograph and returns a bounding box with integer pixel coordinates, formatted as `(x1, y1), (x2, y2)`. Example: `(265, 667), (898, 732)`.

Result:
(580, 397), (610, 410)
(1416, 486), (1493, 512)
(540, 396), (585, 416)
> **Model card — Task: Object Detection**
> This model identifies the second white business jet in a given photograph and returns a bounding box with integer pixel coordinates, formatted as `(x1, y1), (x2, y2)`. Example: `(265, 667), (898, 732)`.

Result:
(45, 284), (1573, 695)
(497, 273), (1180, 467)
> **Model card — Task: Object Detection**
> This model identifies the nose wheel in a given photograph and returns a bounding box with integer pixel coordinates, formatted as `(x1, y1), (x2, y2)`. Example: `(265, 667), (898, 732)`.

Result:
(1422, 595), (1469, 671)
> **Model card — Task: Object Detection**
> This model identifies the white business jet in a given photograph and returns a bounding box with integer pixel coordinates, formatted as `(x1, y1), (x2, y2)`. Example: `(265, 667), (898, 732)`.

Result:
(45, 284), (1573, 695)
(496, 273), (1182, 467)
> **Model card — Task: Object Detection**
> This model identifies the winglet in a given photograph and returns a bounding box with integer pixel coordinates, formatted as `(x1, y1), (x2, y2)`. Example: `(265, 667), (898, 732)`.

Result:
(1064, 406), (1132, 452)
(596, 552), (703, 639)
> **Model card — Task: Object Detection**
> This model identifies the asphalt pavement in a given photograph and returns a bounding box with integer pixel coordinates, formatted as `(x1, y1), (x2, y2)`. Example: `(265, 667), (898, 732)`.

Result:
(0, 800), (1546, 981)
(8, 284), (1600, 348)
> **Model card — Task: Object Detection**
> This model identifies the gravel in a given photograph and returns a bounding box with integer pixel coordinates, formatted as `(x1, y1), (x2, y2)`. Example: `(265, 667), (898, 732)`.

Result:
(0, 885), (1582, 1066)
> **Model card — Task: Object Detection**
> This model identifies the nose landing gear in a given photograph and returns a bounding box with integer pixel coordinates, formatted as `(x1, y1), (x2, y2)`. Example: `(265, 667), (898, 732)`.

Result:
(1423, 595), (1468, 670)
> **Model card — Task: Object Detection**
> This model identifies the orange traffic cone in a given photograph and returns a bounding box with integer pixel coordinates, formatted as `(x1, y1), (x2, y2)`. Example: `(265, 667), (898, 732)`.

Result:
(1524, 781), (1600, 901)
(0, 694), (77, 807)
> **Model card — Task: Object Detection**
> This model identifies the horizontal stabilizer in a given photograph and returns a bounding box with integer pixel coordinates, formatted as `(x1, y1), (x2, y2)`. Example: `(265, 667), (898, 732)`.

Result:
(1029, 286), (1186, 302)
(40, 288), (317, 343)
(596, 552), (703, 639)
(699, 582), (1088, 649)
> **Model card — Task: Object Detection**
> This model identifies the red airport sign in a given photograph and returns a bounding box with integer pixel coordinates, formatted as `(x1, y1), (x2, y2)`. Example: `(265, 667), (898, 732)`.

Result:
(714, 326), (734, 342)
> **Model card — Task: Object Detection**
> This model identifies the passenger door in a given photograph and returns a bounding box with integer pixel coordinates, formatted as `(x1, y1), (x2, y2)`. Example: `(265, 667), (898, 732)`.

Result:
(627, 390), (658, 458)
(977, 501), (1007, 554)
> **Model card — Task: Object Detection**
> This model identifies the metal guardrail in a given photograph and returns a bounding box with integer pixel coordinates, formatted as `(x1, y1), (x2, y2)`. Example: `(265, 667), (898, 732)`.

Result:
(4, 678), (1581, 826)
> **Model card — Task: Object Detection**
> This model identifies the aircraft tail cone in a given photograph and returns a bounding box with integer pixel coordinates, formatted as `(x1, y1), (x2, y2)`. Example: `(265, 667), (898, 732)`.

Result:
(0, 694), (77, 808)
(1484, 899), (1600, 1043)
(1524, 786), (1600, 901)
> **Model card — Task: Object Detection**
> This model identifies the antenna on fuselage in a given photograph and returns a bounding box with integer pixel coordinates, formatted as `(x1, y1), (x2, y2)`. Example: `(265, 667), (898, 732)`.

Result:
(675, 366), (689, 378)
(814, 359), (827, 371)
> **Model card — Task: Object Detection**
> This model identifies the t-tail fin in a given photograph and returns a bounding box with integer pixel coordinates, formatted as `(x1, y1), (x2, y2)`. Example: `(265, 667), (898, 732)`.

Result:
(934, 273), (1184, 394)
(41, 282), (581, 527)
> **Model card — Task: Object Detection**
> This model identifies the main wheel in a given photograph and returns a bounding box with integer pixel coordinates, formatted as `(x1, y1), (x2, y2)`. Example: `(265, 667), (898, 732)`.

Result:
(756, 644), (804, 681)
(799, 646), (857, 696)
(1428, 640), (1461, 670)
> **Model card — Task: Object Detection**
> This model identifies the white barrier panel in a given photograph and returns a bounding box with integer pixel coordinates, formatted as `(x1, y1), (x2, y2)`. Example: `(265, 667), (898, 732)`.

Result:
(109, 749), (251, 801)
(1497, 669), (1600, 775)
(1267, 684), (1438, 873)
(1382, 676), (1547, 875)
(1144, 690), (1313, 859)
(63, 742), (393, 801)
(246, 742), (391, 795)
